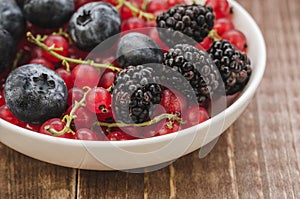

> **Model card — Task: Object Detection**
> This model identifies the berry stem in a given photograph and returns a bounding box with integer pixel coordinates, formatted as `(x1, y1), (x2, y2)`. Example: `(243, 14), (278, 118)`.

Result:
(95, 113), (185, 129)
(45, 87), (91, 136)
(117, 0), (156, 20)
(208, 29), (222, 42)
(26, 32), (121, 72)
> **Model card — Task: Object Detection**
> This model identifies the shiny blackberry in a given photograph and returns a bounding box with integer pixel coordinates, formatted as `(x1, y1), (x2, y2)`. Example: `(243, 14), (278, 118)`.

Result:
(156, 4), (215, 47)
(208, 40), (252, 95)
(163, 44), (221, 103)
(112, 65), (162, 124)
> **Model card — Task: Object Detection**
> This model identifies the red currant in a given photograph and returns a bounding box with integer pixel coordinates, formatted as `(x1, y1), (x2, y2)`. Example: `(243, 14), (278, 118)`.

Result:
(71, 64), (100, 88)
(67, 87), (84, 106)
(98, 71), (116, 89)
(75, 128), (99, 140)
(0, 105), (19, 125)
(18, 122), (41, 132)
(106, 131), (135, 141)
(200, 37), (213, 50)
(42, 35), (69, 63)
(56, 68), (73, 89)
(222, 29), (248, 52)
(146, 0), (169, 14)
(155, 120), (181, 136)
(121, 17), (145, 33)
(214, 18), (234, 36)
(40, 118), (75, 139)
(86, 87), (112, 114)
(66, 106), (96, 130)
(30, 57), (55, 70)
(167, 0), (186, 8)
(0, 90), (5, 106)
(206, 0), (231, 19)
(160, 89), (187, 115)
(183, 106), (210, 128)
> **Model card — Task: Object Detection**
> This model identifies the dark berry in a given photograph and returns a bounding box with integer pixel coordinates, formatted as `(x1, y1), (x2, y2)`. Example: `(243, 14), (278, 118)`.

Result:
(116, 32), (163, 68)
(0, 29), (16, 71)
(23, 0), (74, 29)
(0, 1), (26, 42)
(4, 64), (68, 124)
(208, 40), (252, 95)
(68, 2), (121, 52)
(156, 4), (215, 46)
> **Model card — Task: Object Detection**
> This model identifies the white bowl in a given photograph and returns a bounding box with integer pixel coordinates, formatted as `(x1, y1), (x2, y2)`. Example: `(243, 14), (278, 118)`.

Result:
(0, 0), (266, 171)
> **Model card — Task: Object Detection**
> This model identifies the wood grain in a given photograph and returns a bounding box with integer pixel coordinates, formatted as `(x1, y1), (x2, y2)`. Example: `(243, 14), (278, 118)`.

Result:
(1, 0), (300, 198)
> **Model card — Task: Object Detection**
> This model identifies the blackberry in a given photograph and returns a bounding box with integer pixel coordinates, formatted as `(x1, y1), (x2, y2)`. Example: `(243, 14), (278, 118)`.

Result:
(208, 40), (252, 95)
(112, 65), (162, 124)
(156, 4), (214, 47)
(163, 44), (221, 103)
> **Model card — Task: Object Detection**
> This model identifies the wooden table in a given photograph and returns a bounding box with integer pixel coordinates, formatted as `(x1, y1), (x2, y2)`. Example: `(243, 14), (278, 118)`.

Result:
(1, 0), (299, 198)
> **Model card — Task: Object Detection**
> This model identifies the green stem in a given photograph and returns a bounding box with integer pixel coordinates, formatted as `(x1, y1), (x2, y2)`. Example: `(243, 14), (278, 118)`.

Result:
(45, 87), (91, 136)
(208, 29), (222, 42)
(95, 113), (185, 129)
(26, 32), (121, 72)
(117, 0), (156, 20)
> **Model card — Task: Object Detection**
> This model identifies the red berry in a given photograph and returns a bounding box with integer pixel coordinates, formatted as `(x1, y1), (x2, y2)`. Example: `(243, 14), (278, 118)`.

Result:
(222, 29), (248, 52)
(98, 71), (116, 89)
(155, 120), (181, 136)
(39, 118), (75, 139)
(160, 89), (187, 115)
(106, 131), (134, 141)
(167, 0), (186, 7)
(214, 18), (234, 36)
(184, 106), (210, 128)
(200, 37), (213, 50)
(30, 57), (55, 70)
(71, 64), (100, 88)
(66, 106), (96, 130)
(42, 35), (69, 63)
(121, 17), (145, 32)
(56, 68), (73, 89)
(205, 0), (231, 19)
(74, 0), (95, 10)
(0, 90), (5, 106)
(146, 0), (169, 13)
(18, 122), (41, 132)
(86, 87), (112, 114)
(67, 87), (84, 106)
(75, 128), (99, 140)
(0, 105), (19, 125)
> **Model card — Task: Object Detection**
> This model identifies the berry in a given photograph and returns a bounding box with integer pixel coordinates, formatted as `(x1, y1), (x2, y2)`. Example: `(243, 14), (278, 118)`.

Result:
(86, 87), (112, 114)
(0, 29), (16, 71)
(121, 17), (145, 32)
(156, 4), (215, 46)
(163, 44), (221, 103)
(68, 2), (121, 52)
(30, 57), (55, 70)
(0, 105), (19, 125)
(155, 120), (181, 136)
(116, 32), (163, 67)
(184, 106), (210, 128)
(99, 71), (116, 89)
(42, 35), (69, 63)
(40, 118), (75, 139)
(75, 128), (98, 140)
(23, 0), (74, 29)
(0, 1), (25, 42)
(205, 0), (231, 19)
(146, 0), (169, 14)
(160, 89), (187, 114)
(112, 65), (163, 123)
(4, 64), (68, 124)
(56, 68), (73, 89)
(222, 29), (247, 52)
(66, 106), (96, 130)
(67, 87), (84, 106)
(106, 131), (134, 141)
(71, 64), (100, 88)
(213, 18), (234, 36)
(208, 40), (252, 95)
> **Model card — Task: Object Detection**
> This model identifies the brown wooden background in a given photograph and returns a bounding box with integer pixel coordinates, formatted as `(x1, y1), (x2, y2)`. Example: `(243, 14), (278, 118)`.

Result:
(1, 0), (300, 198)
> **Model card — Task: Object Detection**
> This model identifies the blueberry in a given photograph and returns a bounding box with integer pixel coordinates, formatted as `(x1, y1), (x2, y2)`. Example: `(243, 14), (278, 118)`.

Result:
(0, 28), (16, 71)
(4, 64), (68, 124)
(0, 1), (25, 42)
(68, 2), (121, 52)
(116, 32), (163, 67)
(23, 0), (74, 29)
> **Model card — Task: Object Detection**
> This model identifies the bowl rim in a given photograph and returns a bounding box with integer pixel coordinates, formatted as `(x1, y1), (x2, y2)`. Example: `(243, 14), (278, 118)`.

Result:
(0, 0), (267, 149)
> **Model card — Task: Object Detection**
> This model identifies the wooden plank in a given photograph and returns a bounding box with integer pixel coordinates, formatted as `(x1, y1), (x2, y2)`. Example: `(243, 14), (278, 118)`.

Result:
(0, 143), (76, 199)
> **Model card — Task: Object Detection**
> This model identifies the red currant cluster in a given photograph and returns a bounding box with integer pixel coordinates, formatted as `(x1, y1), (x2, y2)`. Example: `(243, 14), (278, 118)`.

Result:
(0, 0), (248, 141)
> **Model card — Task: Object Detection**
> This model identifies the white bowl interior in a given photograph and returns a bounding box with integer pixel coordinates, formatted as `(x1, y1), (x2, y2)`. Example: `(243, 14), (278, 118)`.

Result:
(0, 0), (266, 170)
